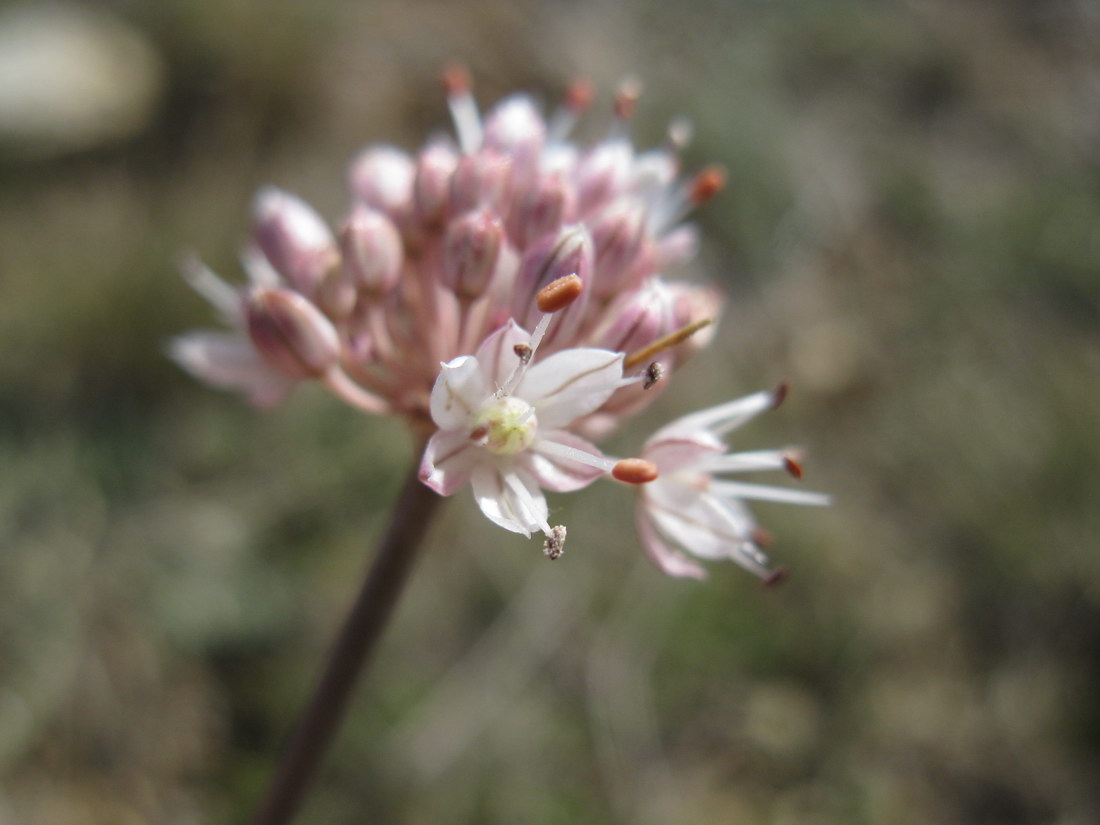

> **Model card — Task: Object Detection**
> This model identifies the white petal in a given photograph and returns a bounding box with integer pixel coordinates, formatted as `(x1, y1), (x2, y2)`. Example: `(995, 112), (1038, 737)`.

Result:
(470, 463), (548, 537)
(418, 430), (479, 496)
(169, 331), (294, 407)
(651, 390), (774, 442)
(429, 355), (489, 430)
(636, 506), (708, 580)
(518, 348), (624, 428)
(474, 319), (531, 390)
(708, 480), (832, 507)
(642, 434), (724, 474)
(524, 430), (608, 492)
(643, 481), (753, 562)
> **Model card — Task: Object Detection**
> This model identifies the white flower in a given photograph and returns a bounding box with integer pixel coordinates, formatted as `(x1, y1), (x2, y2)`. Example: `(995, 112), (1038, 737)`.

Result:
(419, 319), (628, 541)
(636, 387), (830, 580)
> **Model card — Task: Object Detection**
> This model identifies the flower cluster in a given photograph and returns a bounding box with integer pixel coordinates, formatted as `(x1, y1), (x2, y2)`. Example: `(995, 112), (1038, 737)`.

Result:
(173, 70), (827, 579)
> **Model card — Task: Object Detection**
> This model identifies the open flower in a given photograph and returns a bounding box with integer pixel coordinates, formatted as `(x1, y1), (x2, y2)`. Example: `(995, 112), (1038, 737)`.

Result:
(635, 386), (830, 580)
(419, 315), (628, 547)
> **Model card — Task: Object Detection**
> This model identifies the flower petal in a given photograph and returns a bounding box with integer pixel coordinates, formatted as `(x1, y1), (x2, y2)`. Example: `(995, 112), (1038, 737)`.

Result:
(470, 463), (548, 537)
(169, 331), (295, 408)
(651, 390), (775, 442)
(636, 506), (708, 580)
(518, 348), (624, 428)
(642, 434), (724, 474)
(429, 355), (489, 430)
(474, 319), (531, 390)
(418, 430), (479, 496)
(524, 430), (608, 492)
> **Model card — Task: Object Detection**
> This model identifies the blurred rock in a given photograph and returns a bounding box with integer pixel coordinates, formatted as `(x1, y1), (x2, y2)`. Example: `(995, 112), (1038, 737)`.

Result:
(0, 3), (163, 156)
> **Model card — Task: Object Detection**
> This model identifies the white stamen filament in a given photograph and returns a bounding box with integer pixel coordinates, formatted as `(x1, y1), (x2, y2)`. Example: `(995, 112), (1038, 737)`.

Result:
(708, 480), (832, 506)
(704, 450), (790, 474)
(449, 92), (483, 155)
(533, 439), (617, 473)
(500, 311), (553, 396)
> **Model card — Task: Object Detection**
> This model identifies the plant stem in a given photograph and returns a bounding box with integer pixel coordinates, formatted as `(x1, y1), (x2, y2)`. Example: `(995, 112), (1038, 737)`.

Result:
(250, 457), (442, 825)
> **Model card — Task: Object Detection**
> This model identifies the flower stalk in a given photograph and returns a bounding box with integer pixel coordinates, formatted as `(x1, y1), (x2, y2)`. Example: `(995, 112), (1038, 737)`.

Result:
(249, 453), (442, 825)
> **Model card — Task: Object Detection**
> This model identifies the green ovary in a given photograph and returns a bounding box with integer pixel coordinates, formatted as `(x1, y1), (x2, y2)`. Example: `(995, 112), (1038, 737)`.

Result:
(475, 396), (538, 455)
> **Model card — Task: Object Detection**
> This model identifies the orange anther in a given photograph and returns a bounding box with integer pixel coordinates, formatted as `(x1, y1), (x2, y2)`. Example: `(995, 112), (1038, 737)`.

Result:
(612, 458), (659, 484)
(536, 274), (584, 313)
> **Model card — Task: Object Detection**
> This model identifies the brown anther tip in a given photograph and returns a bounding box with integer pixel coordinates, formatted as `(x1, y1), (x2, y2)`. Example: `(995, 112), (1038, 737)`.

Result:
(763, 566), (790, 589)
(690, 166), (727, 205)
(614, 78), (642, 120)
(783, 454), (804, 480)
(566, 78), (594, 112)
(643, 361), (664, 390)
(612, 458), (659, 484)
(442, 62), (471, 96)
(772, 381), (790, 409)
(513, 343), (533, 364)
(536, 273), (584, 313)
(751, 527), (775, 548)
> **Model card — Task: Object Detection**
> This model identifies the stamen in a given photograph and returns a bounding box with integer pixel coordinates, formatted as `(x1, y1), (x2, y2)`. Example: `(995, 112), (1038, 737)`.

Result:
(709, 480), (831, 506)
(543, 524), (567, 559)
(623, 318), (713, 369)
(549, 78), (594, 143)
(513, 343), (532, 364)
(772, 381), (790, 409)
(689, 165), (727, 206)
(534, 438), (617, 473)
(535, 273), (584, 313)
(643, 361), (664, 390)
(782, 451), (805, 479)
(612, 458), (659, 484)
(763, 566), (790, 589)
(443, 62), (482, 154)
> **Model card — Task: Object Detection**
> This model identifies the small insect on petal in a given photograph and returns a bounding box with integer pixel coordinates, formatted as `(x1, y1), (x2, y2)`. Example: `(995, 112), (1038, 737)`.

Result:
(536, 273), (584, 313)
(612, 458), (659, 484)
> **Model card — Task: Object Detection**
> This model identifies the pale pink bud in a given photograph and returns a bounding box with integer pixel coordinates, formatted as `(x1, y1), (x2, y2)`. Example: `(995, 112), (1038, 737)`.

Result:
(448, 151), (512, 216)
(339, 207), (403, 295)
(413, 141), (459, 227)
(482, 95), (545, 181)
(508, 172), (573, 248)
(252, 187), (336, 295)
(590, 201), (651, 298)
(668, 282), (722, 362)
(513, 224), (593, 334)
(245, 287), (340, 379)
(349, 145), (415, 223)
(591, 280), (676, 353)
(443, 210), (503, 299)
(576, 140), (632, 216)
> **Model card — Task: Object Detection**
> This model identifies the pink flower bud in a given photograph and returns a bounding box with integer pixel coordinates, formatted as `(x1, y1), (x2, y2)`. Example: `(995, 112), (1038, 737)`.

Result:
(668, 282), (722, 363)
(513, 224), (593, 336)
(413, 141), (459, 227)
(339, 207), (403, 295)
(245, 287), (341, 379)
(252, 187), (337, 296)
(349, 145), (414, 223)
(575, 140), (633, 216)
(590, 200), (651, 298)
(448, 151), (512, 216)
(591, 280), (676, 353)
(507, 172), (573, 248)
(443, 210), (503, 299)
(482, 95), (545, 182)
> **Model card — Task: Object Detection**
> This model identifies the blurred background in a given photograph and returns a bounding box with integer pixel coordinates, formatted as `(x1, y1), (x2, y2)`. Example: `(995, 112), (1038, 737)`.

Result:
(2, 0), (1099, 822)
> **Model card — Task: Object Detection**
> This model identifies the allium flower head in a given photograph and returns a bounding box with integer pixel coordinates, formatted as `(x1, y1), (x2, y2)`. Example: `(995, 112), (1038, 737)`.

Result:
(173, 68), (827, 578)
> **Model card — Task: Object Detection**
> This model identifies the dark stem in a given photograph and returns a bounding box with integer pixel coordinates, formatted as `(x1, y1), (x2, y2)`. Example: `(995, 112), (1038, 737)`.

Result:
(249, 457), (442, 825)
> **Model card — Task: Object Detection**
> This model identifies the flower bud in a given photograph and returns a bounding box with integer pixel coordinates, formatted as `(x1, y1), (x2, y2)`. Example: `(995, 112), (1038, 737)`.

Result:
(590, 200), (651, 298)
(443, 210), (503, 299)
(508, 172), (573, 248)
(668, 282), (722, 363)
(245, 287), (340, 379)
(339, 207), (403, 295)
(252, 187), (337, 296)
(448, 151), (512, 216)
(349, 145), (414, 224)
(591, 279), (676, 353)
(513, 224), (593, 336)
(575, 139), (632, 217)
(482, 94), (545, 182)
(413, 141), (459, 227)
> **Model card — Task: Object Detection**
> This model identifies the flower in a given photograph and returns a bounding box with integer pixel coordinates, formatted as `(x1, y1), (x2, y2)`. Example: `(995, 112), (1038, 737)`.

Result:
(633, 386), (831, 580)
(419, 290), (632, 550)
(172, 68), (828, 574)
